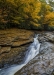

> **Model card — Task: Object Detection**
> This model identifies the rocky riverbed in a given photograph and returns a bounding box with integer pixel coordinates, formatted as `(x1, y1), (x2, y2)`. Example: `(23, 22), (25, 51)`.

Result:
(0, 29), (54, 75)
(15, 31), (54, 75)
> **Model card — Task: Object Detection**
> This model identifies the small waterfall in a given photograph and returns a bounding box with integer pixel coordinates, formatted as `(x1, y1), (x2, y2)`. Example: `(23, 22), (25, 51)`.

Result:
(0, 35), (40, 75)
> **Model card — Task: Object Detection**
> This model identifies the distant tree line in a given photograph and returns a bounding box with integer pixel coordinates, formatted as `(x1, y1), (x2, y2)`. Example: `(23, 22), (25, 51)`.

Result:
(0, 0), (54, 30)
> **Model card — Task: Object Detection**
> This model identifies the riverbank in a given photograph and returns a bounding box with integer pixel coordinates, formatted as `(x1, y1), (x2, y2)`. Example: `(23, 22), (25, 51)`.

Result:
(0, 29), (54, 75)
(0, 29), (34, 68)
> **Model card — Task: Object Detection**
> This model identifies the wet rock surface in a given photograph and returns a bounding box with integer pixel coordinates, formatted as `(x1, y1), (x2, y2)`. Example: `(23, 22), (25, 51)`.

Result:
(45, 32), (54, 43)
(0, 29), (34, 68)
(15, 31), (54, 75)
(0, 30), (54, 75)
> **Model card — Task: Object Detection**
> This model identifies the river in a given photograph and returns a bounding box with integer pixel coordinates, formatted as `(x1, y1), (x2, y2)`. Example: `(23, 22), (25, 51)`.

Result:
(0, 35), (40, 75)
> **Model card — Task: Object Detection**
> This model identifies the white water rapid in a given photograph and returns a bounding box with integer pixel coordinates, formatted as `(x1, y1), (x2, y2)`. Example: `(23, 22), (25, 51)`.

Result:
(0, 35), (40, 75)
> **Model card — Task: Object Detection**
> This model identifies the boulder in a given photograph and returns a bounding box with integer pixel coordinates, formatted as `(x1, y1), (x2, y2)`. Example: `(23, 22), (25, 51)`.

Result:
(45, 33), (54, 43)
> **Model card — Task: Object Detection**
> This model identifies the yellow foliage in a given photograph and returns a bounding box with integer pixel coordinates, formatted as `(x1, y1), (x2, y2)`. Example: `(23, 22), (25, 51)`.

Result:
(30, 21), (40, 27)
(44, 12), (54, 26)
(44, 12), (54, 21)
(46, 5), (52, 11)
(49, 21), (54, 27)
(0, 0), (54, 30)
(23, 14), (29, 19)
(31, 1), (41, 19)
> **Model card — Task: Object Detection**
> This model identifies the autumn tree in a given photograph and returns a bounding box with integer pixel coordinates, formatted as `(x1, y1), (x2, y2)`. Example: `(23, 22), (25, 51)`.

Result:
(0, 0), (54, 30)
(40, 2), (52, 30)
(19, 0), (42, 29)
(43, 12), (54, 30)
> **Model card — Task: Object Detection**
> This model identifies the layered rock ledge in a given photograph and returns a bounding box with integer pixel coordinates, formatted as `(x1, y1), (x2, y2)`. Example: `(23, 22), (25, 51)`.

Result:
(0, 29), (34, 68)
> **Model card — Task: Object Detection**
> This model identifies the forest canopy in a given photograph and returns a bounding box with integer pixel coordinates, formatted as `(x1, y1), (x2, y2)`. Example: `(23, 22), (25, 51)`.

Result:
(0, 0), (54, 30)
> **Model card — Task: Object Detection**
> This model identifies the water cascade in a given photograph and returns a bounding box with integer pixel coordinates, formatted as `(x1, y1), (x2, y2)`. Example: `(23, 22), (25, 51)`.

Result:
(0, 35), (40, 75)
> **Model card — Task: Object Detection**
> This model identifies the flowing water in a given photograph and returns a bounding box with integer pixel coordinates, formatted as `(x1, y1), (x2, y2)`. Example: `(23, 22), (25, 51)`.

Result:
(0, 35), (40, 75)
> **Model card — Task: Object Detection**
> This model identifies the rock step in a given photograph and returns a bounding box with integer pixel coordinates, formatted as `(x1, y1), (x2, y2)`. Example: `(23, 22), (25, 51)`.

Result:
(0, 38), (33, 48)
(12, 38), (33, 48)
(0, 47), (11, 55)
